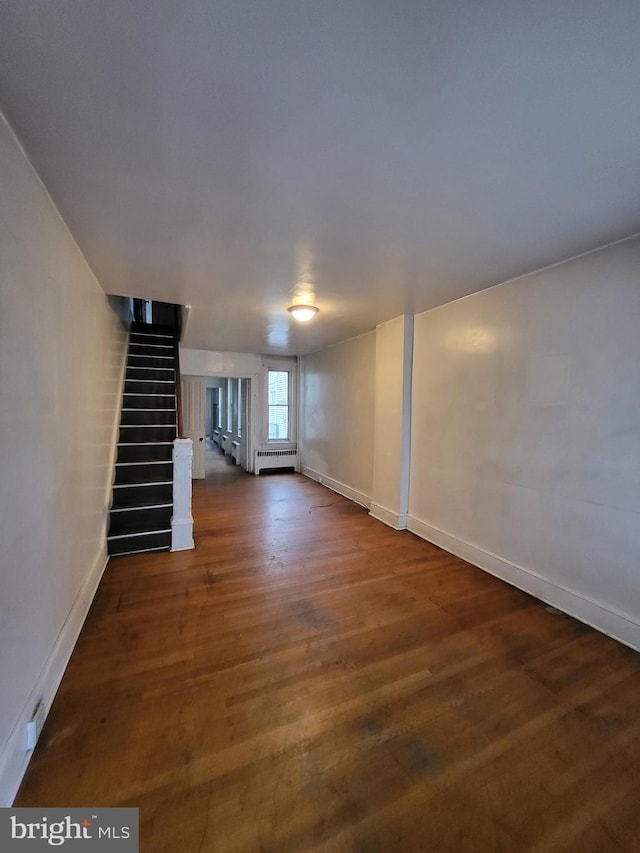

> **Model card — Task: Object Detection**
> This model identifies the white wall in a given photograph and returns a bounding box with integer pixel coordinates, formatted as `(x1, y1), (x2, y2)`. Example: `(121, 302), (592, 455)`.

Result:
(181, 348), (261, 382)
(370, 316), (413, 529)
(300, 332), (376, 507)
(408, 237), (640, 649)
(0, 114), (128, 803)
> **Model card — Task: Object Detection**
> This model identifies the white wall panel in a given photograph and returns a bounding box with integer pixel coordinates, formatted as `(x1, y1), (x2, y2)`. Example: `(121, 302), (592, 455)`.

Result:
(409, 237), (640, 647)
(300, 333), (376, 504)
(370, 315), (413, 528)
(0, 114), (128, 802)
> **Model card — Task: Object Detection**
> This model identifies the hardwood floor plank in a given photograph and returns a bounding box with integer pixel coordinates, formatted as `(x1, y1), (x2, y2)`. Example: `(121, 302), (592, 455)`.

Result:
(15, 457), (640, 851)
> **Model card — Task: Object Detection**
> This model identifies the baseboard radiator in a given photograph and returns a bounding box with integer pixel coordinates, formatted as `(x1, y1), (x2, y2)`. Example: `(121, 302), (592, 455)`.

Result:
(221, 434), (232, 455)
(254, 448), (298, 474)
(212, 430), (221, 447)
(231, 440), (240, 463)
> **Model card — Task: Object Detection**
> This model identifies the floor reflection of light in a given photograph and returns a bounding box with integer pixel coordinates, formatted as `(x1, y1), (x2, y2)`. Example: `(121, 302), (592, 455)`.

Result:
(260, 478), (306, 574)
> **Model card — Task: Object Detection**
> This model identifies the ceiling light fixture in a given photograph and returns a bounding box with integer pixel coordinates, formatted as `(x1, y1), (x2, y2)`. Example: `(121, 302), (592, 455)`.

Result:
(287, 304), (319, 322)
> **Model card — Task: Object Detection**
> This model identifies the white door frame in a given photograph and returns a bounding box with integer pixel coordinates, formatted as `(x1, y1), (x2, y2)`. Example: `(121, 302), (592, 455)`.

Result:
(181, 375), (206, 478)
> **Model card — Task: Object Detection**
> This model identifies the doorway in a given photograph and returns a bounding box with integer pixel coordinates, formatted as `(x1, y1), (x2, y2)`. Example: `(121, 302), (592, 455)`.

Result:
(182, 375), (251, 479)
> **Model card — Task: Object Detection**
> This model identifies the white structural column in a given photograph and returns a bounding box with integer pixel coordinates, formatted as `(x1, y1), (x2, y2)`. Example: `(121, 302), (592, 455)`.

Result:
(171, 438), (195, 551)
(369, 315), (414, 530)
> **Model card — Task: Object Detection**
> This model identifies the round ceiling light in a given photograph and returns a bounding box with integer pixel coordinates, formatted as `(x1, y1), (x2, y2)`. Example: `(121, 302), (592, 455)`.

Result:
(287, 304), (319, 322)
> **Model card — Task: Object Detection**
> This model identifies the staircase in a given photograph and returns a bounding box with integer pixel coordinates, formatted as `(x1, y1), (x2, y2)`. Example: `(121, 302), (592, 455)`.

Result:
(108, 322), (178, 556)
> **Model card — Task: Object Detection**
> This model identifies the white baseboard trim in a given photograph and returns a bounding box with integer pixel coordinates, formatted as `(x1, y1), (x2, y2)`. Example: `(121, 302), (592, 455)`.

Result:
(369, 502), (407, 530)
(301, 466), (371, 510)
(406, 515), (640, 651)
(0, 547), (110, 806)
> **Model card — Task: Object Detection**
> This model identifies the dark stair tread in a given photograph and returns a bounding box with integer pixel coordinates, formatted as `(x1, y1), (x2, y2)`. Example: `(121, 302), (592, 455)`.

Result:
(114, 475), (173, 485)
(112, 486), (174, 509)
(127, 364), (176, 376)
(128, 349), (174, 356)
(127, 352), (175, 362)
(109, 545), (171, 557)
(117, 443), (174, 451)
(108, 524), (172, 540)
(128, 345), (175, 354)
(129, 344), (174, 350)
(109, 516), (172, 536)
(130, 337), (174, 343)
(107, 529), (172, 556)
(110, 499), (173, 511)
(115, 460), (174, 467)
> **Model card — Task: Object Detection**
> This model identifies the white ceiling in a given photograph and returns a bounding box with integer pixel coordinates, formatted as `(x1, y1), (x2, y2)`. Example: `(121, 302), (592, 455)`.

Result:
(1, 1), (640, 355)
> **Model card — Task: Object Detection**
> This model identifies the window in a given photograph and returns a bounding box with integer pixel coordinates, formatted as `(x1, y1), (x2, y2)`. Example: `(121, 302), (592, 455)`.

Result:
(226, 380), (233, 433)
(268, 370), (289, 440)
(215, 388), (222, 429)
(237, 378), (242, 436)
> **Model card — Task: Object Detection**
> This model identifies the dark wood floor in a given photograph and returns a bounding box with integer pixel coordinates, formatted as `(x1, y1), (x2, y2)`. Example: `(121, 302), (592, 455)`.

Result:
(17, 452), (640, 851)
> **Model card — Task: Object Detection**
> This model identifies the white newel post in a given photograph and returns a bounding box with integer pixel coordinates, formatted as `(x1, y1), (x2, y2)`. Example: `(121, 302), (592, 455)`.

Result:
(172, 438), (195, 551)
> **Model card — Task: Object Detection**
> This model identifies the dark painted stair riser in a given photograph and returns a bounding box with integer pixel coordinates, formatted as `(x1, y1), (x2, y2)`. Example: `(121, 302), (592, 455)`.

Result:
(122, 393), (176, 409)
(127, 367), (175, 382)
(109, 505), (173, 536)
(130, 321), (175, 336)
(124, 379), (176, 395)
(115, 462), (173, 485)
(127, 354), (175, 369)
(112, 483), (173, 508)
(108, 322), (179, 557)
(119, 425), (177, 443)
(117, 443), (173, 463)
(121, 409), (176, 426)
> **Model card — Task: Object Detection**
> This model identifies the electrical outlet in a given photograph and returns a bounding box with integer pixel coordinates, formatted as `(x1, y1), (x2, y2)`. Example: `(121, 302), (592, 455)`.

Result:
(25, 700), (46, 751)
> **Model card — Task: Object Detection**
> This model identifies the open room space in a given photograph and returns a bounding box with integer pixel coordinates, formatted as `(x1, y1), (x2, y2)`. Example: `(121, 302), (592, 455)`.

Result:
(15, 469), (640, 851)
(2, 2), (640, 850)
